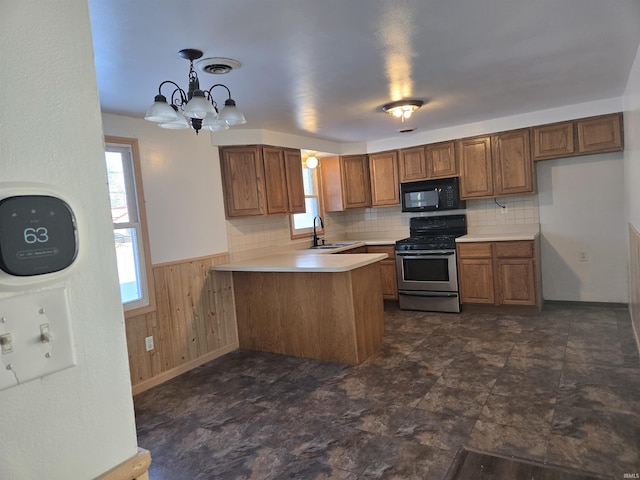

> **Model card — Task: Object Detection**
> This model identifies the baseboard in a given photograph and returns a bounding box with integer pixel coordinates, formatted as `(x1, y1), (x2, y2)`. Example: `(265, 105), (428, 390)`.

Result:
(96, 448), (151, 480)
(461, 304), (541, 316)
(544, 299), (628, 308)
(131, 342), (238, 396)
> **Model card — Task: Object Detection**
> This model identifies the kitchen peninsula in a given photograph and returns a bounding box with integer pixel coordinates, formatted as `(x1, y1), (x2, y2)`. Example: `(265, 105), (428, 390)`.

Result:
(211, 251), (387, 364)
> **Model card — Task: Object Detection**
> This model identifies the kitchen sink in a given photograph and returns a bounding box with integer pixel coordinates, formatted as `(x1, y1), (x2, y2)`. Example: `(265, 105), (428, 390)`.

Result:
(309, 241), (360, 250)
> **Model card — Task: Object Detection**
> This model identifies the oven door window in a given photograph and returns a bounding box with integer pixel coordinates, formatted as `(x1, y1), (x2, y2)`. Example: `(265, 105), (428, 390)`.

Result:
(404, 189), (439, 210)
(402, 257), (450, 282)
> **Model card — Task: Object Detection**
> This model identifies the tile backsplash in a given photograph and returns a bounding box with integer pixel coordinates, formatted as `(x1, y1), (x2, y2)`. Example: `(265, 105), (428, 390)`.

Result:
(466, 193), (540, 227)
(226, 193), (540, 259)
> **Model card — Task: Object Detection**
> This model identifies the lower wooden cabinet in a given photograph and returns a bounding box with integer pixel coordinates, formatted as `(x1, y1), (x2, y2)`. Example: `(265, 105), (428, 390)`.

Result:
(457, 239), (540, 311)
(366, 245), (398, 300)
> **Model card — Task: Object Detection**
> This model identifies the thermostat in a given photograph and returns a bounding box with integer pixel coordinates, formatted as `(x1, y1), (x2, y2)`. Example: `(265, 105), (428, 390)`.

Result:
(0, 195), (78, 276)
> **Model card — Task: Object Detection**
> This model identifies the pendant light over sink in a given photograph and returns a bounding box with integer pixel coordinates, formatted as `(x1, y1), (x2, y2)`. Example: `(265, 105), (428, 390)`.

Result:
(144, 49), (246, 135)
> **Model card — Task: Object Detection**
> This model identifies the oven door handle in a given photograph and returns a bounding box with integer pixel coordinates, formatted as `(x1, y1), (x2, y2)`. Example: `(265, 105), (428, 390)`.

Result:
(399, 290), (458, 298)
(396, 251), (455, 258)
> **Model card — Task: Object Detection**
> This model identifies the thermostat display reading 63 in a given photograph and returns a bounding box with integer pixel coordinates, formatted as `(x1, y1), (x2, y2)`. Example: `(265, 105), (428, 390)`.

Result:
(0, 195), (78, 276)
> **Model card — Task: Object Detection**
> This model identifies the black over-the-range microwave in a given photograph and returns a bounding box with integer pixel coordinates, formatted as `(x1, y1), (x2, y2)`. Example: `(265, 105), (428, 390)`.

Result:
(400, 177), (465, 213)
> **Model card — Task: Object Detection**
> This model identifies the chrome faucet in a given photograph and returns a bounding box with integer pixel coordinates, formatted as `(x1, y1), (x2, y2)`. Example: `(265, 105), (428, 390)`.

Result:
(312, 215), (324, 247)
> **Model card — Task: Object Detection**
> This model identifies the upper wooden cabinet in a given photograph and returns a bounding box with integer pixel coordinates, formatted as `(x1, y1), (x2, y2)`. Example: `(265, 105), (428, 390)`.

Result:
(458, 136), (494, 199)
(219, 145), (265, 217)
(398, 147), (427, 182)
(283, 149), (306, 213)
(531, 121), (575, 160)
(427, 141), (458, 179)
(262, 146), (290, 215)
(577, 113), (623, 154)
(458, 130), (534, 199)
(342, 155), (371, 208)
(532, 113), (623, 161)
(492, 129), (534, 196)
(368, 150), (400, 207)
(321, 155), (371, 211)
(219, 145), (306, 218)
(399, 141), (457, 182)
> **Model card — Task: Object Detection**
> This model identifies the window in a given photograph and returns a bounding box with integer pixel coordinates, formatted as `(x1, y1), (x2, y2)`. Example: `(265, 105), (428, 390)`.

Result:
(104, 137), (154, 313)
(290, 162), (324, 238)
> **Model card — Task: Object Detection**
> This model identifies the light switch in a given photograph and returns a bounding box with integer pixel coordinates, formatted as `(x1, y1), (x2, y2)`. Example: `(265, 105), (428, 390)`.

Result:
(0, 287), (76, 391)
(0, 333), (12, 353)
(40, 324), (51, 343)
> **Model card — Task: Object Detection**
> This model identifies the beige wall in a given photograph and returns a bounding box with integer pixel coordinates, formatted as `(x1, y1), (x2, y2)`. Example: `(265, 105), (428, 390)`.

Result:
(101, 113), (229, 264)
(0, 1), (138, 478)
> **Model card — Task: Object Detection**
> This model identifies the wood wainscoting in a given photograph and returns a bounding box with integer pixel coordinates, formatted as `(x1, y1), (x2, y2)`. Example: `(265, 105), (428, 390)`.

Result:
(126, 253), (238, 395)
(630, 224), (640, 349)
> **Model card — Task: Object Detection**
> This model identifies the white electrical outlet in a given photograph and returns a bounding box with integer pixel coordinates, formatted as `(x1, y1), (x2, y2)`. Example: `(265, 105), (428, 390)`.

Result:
(500, 206), (508, 214)
(145, 336), (154, 352)
(578, 251), (589, 262)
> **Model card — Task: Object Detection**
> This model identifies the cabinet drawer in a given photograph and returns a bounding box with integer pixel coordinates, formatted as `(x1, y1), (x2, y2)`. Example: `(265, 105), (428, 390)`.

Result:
(366, 245), (394, 262)
(337, 246), (367, 254)
(494, 241), (533, 258)
(457, 242), (492, 258)
(366, 245), (394, 255)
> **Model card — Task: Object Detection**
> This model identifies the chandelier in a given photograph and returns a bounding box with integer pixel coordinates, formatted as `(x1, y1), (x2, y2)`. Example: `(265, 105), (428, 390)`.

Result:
(381, 99), (424, 122)
(144, 49), (246, 135)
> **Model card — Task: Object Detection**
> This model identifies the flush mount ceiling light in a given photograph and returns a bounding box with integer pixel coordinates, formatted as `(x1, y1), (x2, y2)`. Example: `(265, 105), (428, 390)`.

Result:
(381, 100), (424, 122)
(144, 49), (246, 135)
(305, 155), (319, 169)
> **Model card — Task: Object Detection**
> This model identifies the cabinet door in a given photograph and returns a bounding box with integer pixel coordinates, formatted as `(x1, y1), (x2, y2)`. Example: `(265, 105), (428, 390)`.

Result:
(492, 129), (534, 196)
(532, 122), (575, 160)
(367, 245), (398, 300)
(458, 136), (493, 199)
(458, 258), (495, 304)
(399, 147), (428, 182)
(219, 146), (264, 218)
(495, 258), (536, 305)
(283, 148), (306, 213)
(577, 113), (623, 154)
(341, 155), (371, 209)
(320, 156), (345, 212)
(427, 141), (457, 178)
(369, 151), (400, 207)
(262, 146), (289, 215)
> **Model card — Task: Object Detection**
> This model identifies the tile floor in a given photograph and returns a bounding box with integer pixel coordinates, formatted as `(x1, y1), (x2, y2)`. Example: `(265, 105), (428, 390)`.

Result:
(134, 303), (640, 479)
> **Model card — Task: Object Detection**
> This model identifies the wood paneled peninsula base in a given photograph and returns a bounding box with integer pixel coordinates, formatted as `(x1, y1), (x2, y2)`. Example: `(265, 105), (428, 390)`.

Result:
(211, 252), (387, 364)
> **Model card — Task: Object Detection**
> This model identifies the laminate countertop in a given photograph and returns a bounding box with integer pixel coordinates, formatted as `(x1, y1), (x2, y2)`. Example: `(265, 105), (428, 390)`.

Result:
(455, 224), (540, 243)
(210, 251), (388, 273)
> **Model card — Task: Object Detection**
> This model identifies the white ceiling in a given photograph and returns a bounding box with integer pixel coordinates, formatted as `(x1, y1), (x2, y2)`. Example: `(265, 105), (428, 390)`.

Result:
(88, 0), (640, 144)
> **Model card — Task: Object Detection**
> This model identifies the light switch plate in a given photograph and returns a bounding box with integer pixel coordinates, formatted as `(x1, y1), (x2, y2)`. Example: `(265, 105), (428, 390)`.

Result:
(0, 287), (76, 391)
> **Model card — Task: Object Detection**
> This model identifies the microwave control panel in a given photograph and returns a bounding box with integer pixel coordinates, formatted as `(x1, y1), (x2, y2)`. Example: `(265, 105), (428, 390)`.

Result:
(441, 186), (456, 208)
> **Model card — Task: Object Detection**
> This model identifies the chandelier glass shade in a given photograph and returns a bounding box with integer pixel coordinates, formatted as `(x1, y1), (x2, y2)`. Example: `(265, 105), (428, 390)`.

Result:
(145, 49), (246, 134)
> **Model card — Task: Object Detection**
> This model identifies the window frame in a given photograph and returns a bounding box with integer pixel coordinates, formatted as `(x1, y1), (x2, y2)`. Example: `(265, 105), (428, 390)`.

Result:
(289, 160), (325, 240)
(104, 136), (156, 317)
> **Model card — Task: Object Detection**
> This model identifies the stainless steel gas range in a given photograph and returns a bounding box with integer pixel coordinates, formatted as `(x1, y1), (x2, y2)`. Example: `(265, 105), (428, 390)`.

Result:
(395, 214), (467, 313)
